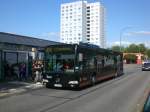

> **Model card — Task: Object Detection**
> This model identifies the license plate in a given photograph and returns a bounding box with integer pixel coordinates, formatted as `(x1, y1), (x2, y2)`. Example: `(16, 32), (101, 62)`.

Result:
(54, 84), (62, 87)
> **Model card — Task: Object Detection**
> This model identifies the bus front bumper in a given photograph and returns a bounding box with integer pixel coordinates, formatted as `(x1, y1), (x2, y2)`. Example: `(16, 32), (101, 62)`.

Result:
(45, 79), (79, 88)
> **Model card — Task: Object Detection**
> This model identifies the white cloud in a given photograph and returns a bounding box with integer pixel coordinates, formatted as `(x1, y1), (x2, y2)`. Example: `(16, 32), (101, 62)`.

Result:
(109, 41), (131, 46)
(125, 31), (150, 36)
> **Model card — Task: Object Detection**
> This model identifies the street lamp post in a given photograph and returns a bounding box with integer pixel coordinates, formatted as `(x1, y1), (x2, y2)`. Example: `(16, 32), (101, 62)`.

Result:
(120, 26), (132, 52)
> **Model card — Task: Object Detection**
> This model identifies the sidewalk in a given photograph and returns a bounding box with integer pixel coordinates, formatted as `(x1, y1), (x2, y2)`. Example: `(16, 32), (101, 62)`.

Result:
(0, 81), (44, 98)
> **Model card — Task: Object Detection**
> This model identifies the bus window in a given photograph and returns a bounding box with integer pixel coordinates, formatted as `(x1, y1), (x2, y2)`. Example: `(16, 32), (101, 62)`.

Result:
(45, 54), (75, 73)
(81, 56), (95, 70)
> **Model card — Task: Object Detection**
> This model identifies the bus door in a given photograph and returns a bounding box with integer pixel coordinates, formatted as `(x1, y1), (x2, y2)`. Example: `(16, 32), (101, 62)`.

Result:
(78, 53), (94, 83)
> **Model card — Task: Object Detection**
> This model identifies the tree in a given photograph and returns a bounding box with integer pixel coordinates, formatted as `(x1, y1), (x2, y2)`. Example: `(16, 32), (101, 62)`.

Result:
(110, 43), (150, 64)
(146, 49), (150, 58)
(110, 44), (149, 59)
(124, 54), (137, 63)
(111, 45), (125, 52)
(126, 44), (139, 53)
(111, 46), (120, 52)
(138, 44), (147, 54)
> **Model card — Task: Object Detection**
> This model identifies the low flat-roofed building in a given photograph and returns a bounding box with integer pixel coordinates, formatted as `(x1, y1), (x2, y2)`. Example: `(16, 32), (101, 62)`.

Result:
(0, 32), (60, 81)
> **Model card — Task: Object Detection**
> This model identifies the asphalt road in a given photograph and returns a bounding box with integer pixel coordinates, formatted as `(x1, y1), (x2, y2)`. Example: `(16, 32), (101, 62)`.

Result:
(0, 64), (150, 112)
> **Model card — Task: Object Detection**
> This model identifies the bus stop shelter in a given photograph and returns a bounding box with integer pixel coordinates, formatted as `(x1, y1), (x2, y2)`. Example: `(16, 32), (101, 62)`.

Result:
(0, 32), (60, 81)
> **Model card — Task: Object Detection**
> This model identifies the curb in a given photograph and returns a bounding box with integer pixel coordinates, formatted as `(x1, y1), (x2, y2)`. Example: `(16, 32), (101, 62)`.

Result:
(0, 83), (44, 99)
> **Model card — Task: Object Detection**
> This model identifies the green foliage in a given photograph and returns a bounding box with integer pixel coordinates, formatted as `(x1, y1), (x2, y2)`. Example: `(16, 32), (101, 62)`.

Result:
(111, 44), (147, 54)
(146, 49), (150, 58)
(111, 45), (125, 52)
(111, 46), (120, 52)
(138, 44), (147, 54)
(111, 44), (149, 63)
(126, 44), (139, 53)
(125, 44), (147, 53)
(124, 54), (137, 63)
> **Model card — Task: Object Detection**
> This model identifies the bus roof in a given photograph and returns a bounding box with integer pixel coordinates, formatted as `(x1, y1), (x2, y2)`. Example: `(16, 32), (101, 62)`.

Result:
(45, 43), (122, 55)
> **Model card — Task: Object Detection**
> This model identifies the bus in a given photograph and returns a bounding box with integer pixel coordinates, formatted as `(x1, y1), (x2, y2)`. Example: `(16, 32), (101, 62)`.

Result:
(43, 43), (123, 88)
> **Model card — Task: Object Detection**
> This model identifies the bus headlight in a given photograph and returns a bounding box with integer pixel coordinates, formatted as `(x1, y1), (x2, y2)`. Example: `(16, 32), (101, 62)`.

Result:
(68, 81), (79, 84)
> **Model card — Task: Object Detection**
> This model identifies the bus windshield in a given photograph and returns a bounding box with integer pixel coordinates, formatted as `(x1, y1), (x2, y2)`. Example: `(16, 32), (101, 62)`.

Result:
(45, 54), (75, 73)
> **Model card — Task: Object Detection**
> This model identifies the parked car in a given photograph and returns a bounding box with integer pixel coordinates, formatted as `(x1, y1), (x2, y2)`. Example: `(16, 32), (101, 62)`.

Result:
(142, 62), (150, 71)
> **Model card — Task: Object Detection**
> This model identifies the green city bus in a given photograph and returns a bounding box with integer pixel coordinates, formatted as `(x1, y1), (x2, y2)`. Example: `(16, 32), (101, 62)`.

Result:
(44, 43), (123, 88)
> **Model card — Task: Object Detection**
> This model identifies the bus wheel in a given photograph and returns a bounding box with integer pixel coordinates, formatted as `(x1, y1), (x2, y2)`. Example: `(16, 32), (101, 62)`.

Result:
(91, 76), (96, 85)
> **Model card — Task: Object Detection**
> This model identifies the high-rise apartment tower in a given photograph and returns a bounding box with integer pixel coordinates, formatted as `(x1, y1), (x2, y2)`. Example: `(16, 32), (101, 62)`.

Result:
(60, 1), (105, 48)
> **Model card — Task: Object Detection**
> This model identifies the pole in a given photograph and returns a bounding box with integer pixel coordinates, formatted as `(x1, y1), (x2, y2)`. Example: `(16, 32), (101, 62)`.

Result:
(120, 26), (132, 52)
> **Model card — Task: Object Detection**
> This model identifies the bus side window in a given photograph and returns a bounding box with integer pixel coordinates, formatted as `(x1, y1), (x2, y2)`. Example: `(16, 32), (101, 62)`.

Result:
(79, 62), (83, 70)
(96, 56), (103, 73)
(94, 57), (97, 67)
(102, 59), (104, 67)
(88, 57), (95, 69)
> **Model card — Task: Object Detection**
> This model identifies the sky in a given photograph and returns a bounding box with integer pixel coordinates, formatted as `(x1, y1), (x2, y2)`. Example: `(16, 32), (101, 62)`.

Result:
(0, 0), (150, 47)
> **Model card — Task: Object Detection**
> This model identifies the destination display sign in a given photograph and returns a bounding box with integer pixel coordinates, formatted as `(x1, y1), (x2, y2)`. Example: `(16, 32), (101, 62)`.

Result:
(46, 47), (73, 53)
